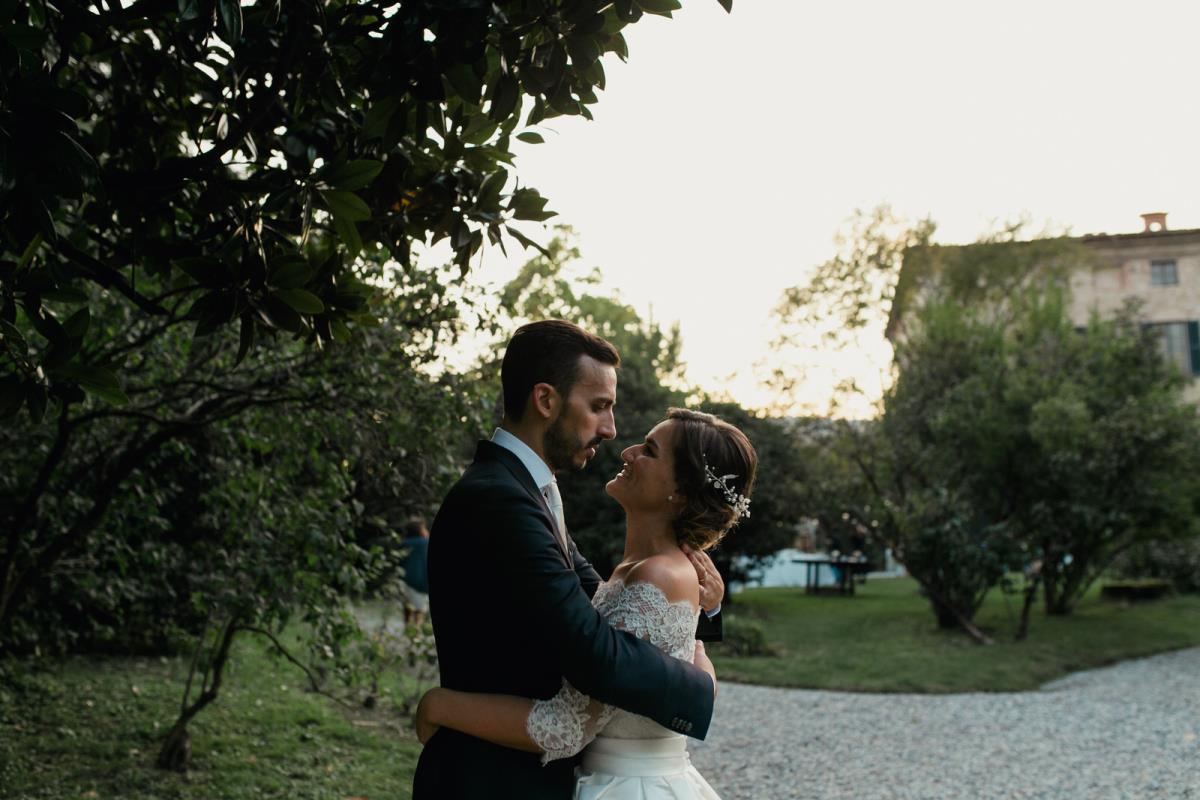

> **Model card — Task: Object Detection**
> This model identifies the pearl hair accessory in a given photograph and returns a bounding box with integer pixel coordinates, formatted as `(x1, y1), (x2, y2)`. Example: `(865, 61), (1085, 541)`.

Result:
(703, 455), (751, 520)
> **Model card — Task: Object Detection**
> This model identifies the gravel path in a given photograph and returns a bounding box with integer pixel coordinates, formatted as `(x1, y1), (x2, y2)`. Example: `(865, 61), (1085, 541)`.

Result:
(688, 647), (1200, 800)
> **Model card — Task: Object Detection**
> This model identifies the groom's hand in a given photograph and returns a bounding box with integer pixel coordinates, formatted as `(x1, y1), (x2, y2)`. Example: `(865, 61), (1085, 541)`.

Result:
(693, 641), (717, 697)
(683, 545), (724, 613)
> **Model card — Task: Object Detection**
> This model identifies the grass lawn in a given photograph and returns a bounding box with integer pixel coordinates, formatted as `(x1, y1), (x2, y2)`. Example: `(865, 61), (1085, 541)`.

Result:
(1, 629), (428, 800)
(710, 576), (1200, 693)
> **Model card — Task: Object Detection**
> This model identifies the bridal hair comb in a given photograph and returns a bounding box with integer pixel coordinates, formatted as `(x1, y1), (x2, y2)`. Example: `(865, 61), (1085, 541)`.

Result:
(702, 455), (751, 520)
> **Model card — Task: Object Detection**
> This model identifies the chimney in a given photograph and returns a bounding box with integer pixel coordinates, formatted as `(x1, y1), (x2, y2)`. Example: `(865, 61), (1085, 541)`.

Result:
(1140, 212), (1168, 233)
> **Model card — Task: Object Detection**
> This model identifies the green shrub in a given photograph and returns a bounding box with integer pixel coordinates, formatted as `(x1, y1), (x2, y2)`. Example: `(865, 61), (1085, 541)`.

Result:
(718, 616), (778, 657)
(1100, 579), (1174, 602)
(1113, 537), (1200, 593)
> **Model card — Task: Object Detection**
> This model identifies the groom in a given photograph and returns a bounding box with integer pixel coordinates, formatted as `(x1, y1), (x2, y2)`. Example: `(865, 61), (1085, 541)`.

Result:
(414, 320), (723, 799)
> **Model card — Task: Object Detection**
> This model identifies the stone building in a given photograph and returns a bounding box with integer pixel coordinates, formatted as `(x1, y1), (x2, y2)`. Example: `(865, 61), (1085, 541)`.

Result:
(887, 212), (1200, 402)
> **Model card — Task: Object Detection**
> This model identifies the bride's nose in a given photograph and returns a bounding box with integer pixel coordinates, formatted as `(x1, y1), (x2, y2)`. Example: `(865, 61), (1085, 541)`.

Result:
(620, 444), (637, 462)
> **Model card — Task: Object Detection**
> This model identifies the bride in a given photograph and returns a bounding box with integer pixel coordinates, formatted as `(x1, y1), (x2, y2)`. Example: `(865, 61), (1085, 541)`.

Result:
(416, 407), (756, 799)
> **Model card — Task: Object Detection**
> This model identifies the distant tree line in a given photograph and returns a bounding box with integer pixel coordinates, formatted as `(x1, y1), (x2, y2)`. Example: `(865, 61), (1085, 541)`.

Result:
(780, 210), (1200, 643)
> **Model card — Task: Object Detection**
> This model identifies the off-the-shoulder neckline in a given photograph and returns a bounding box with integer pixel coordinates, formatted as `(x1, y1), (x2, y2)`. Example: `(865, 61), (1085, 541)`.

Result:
(596, 577), (699, 613)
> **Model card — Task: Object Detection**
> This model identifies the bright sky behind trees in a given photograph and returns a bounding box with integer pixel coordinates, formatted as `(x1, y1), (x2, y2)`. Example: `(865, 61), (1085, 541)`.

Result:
(447, 0), (1200, 416)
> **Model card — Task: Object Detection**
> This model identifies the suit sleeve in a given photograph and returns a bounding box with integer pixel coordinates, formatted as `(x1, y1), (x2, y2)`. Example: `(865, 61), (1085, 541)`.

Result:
(494, 490), (714, 740)
(568, 536), (603, 600)
(695, 610), (722, 643)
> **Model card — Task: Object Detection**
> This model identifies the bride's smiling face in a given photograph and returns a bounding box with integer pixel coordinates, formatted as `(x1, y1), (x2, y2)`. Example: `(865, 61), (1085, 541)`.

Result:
(606, 420), (680, 514)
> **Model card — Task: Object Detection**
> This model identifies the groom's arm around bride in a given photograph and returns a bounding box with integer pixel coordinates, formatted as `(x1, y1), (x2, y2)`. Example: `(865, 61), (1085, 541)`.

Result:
(413, 320), (718, 800)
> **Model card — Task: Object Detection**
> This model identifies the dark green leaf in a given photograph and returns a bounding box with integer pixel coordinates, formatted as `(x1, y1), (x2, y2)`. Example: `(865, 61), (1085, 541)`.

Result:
(477, 168), (508, 209)
(52, 364), (127, 406)
(515, 132), (545, 144)
(505, 226), (552, 257)
(25, 382), (47, 422)
(269, 258), (314, 289)
(62, 308), (90, 340)
(0, 319), (27, 356)
(41, 288), (89, 304)
(174, 257), (230, 289)
(488, 75), (520, 123)
(637, 0), (682, 15)
(273, 288), (326, 314)
(320, 190), (370, 222)
(0, 374), (23, 418)
(332, 215), (363, 257)
(218, 0), (243, 43)
(362, 95), (402, 140)
(3, 24), (47, 51)
(56, 132), (98, 172)
(178, 0), (202, 21)
(509, 188), (555, 222)
(235, 313), (254, 366)
(329, 318), (351, 343)
(717, 0), (733, 11)
(319, 160), (384, 191)
(445, 64), (484, 105)
(260, 296), (303, 333)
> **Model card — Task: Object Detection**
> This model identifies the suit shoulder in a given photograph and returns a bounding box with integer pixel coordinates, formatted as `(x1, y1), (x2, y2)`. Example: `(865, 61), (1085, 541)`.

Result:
(442, 461), (539, 513)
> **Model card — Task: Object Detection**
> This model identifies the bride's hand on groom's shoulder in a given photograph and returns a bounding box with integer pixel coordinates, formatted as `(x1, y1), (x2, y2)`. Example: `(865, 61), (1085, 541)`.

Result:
(415, 688), (442, 745)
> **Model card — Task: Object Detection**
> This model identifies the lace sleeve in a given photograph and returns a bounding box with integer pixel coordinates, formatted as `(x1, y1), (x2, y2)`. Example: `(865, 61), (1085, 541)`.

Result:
(526, 679), (615, 763)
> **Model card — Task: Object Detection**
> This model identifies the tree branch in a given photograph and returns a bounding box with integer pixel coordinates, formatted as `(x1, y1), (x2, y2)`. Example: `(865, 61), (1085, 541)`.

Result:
(243, 626), (356, 710)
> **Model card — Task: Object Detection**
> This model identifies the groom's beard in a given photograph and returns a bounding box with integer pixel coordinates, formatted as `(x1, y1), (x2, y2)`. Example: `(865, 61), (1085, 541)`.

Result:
(545, 416), (601, 473)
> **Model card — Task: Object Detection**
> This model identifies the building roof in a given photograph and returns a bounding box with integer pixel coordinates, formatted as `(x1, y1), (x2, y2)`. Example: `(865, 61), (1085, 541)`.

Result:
(886, 225), (1200, 341)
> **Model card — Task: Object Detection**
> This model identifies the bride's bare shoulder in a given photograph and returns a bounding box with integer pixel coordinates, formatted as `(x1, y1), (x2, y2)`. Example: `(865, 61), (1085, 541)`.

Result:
(624, 552), (699, 607)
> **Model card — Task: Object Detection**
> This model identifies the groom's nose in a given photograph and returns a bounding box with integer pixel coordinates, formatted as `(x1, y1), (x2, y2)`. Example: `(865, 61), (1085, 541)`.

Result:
(599, 408), (616, 440)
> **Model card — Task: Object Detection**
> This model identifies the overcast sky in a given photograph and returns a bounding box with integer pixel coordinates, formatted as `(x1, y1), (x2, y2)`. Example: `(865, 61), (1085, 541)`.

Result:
(448, 0), (1200, 416)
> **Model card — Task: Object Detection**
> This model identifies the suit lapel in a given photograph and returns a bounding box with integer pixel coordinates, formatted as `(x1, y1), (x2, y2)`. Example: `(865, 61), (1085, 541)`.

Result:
(474, 441), (571, 564)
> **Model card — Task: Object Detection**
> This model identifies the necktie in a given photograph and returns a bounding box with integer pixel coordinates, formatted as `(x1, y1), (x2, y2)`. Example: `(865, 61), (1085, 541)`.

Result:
(543, 480), (567, 553)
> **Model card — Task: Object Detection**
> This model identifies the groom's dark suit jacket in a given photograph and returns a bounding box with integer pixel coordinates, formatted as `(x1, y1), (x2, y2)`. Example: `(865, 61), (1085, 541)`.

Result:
(413, 440), (721, 799)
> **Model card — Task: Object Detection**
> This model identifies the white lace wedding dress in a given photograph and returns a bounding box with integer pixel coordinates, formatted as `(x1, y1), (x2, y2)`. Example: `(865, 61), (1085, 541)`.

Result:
(525, 579), (722, 800)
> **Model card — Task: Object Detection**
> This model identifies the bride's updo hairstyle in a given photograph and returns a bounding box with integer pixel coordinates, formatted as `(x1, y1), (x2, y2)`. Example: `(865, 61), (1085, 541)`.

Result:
(667, 408), (757, 552)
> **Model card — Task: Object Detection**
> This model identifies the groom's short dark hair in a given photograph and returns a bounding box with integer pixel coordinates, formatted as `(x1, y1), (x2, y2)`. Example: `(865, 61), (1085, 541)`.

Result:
(501, 320), (620, 422)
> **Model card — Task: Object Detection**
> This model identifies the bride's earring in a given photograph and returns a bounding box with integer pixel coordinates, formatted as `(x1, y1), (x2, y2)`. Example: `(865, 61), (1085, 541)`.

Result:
(667, 495), (674, 502)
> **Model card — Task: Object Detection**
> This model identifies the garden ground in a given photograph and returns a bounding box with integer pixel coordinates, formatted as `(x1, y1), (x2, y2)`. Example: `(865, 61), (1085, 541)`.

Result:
(4, 578), (1199, 798)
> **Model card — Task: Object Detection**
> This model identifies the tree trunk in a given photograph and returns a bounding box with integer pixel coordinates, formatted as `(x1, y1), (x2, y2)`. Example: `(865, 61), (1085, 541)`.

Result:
(1015, 571), (1041, 642)
(932, 598), (960, 630)
(156, 614), (242, 771)
(924, 585), (993, 645)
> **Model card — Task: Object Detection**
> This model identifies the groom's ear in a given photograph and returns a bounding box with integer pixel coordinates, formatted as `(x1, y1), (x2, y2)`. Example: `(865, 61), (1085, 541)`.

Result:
(530, 382), (561, 421)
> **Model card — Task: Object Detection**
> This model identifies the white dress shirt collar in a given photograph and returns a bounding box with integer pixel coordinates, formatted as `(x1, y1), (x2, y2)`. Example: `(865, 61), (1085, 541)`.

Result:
(490, 427), (554, 491)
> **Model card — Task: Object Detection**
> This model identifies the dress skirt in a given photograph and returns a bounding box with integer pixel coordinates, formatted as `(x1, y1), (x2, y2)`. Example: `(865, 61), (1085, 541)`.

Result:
(573, 735), (721, 799)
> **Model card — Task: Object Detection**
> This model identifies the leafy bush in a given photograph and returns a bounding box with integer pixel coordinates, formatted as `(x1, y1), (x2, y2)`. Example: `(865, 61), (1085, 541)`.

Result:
(1113, 537), (1200, 594)
(717, 615), (778, 657)
(1100, 580), (1173, 602)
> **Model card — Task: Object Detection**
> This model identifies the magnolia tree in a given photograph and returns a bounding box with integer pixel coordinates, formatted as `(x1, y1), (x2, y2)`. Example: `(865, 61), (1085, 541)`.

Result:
(0, 0), (733, 768)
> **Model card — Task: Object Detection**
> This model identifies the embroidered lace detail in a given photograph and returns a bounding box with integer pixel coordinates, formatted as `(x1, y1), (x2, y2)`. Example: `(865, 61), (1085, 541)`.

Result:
(526, 580), (700, 762)
(527, 679), (614, 763)
(592, 580), (698, 662)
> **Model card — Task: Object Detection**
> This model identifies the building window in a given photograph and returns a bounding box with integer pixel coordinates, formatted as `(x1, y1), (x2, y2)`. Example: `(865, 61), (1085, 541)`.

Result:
(1150, 260), (1178, 286)
(1146, 321), (1200, 377)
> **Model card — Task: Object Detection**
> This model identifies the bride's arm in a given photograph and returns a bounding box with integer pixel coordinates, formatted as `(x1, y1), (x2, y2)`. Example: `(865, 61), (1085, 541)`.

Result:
(416, 683), (613, 762)
(416, 687), (539, 751)
(414, 556), (704, 759)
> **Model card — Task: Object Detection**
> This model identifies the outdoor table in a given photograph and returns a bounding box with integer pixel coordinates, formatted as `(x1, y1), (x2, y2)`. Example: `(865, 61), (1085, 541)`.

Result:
(795, 556), (870, 596)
